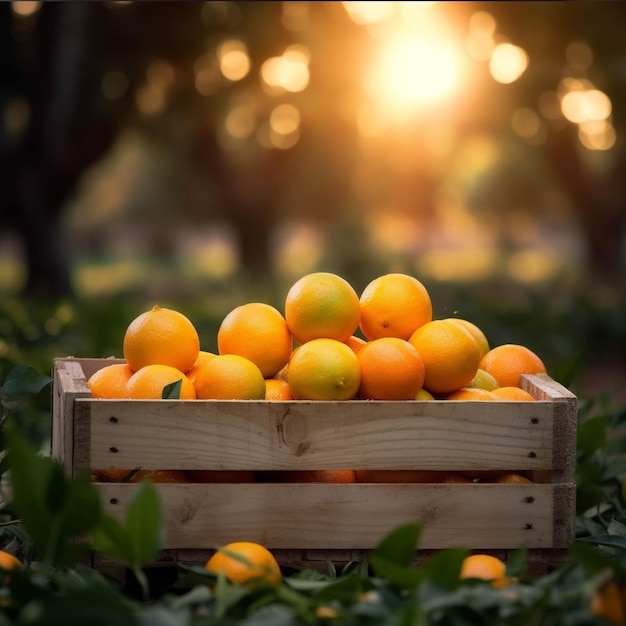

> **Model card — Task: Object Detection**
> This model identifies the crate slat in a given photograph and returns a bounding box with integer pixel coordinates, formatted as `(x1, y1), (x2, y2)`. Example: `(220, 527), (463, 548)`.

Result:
(51, 358), (577, 571)
(98, 482), (572, 550)
(76, 398), (559, 472)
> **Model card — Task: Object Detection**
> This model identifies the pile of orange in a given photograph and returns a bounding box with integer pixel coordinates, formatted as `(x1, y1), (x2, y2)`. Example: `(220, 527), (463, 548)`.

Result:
(87, 271), (548, 403)
(86, 272), (548, 484)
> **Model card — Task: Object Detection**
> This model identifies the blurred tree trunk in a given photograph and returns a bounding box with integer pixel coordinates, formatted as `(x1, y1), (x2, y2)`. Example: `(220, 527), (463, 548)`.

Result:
(1, 3), (121, 299)
(544, 125), (626, 286)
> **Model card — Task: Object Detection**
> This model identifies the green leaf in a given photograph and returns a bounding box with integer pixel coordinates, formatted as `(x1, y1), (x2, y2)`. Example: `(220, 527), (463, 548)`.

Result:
(314, 574), (369, 602)
(371, 522), (422, 568)
(1, 365), (52, 398)
(505, 546), (529, 579)
(553, 351), (581, 390)
(19, 583), (137, 626)
(607, 519), (626, 537)
(92, 481), (162, 570)
(577, 416), (607, 458)
(6, 428), (54, 554)
(126, 480), (163, 564)
(578, 534), (626, 550)
(6, 427), (103, 565)
(419, 548), (470, 589)
(92, 514), (134, 564)
(162, 379), (182, 400)
(368, 554), (422, 589)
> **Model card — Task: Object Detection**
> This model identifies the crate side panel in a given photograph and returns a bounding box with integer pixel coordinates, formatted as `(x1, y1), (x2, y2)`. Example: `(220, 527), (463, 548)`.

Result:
(97, 483), (558, 550)
(82, 399), (556, 472)
(51, 358), (92, 475)
(522, 374), (577, 484)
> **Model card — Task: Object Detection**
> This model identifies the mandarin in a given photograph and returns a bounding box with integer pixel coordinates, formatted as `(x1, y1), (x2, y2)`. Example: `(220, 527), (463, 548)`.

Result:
(277, 470), (357, 483)
(479, 344), (547, 388)
(92, 469), (190, 483)
(357, 337), (425, 400)
(446, 388), (497, 401)
(194, 354), (265, 400)
(492, 472), (533, 484)
(0, 551), (22, 572)
(287, 338), (361, 400)
(185, 351), (217, 386)
(123, 305), (200, 373)
(415, 388), (436, 400)
(344, 334), (367, 355)
(126, 364), (197, 399)
(409, 319), (481, 395)
(491, 386), (536, 401)
(590, 582), (626, 625)
(467, 368), (500, 392)
(87, 363), (133, 398)
(217, 302), (293, 378)
(460, 554), (510, 587)
(206, 542), (281, 587)
(447, 318), (490, 358)
(284, 272), (360, 344)
(188, 470), (256, 483)
(359, 273), (432, 341)
(264, 378), (294, 400)
(356, 470), (446, 483)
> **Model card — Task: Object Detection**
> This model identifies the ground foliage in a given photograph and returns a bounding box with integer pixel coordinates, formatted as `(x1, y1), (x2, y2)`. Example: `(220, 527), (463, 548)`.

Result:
(0, 281), (625, 623)
(0, 359), (624, 624)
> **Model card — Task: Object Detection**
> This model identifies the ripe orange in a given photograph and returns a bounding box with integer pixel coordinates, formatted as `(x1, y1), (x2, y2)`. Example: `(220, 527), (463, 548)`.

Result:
(264, 378), (294, 400)
(87, 363), (133, 398)
(356, 470), (446, 483)
(287, 338), (361, 400)
(188, 470), (256, 483)
(132, 469), (190, 483)
(194, 354), (266, 400)
(491, 386), (536, 401)
(205, 541), (281, 587)
(217, 303), (293, 378)
(344, 335), (367, 355)
(277, 470), (357, 483)
(92, 469), (190, 483)
(459, 554), (510, 587)
(126, 364), (197, 399)
(359, 273), (432, 341)
(467, 368), (500, 391)
(0, 550), (22, 572)
(447, 318), (490, 358)
(479, 344), (547, 388)
(446, 388), (497, 401)
(185, 351), (217, 386)
(408, 319), (481, 395)
(590, 582), (626, 625)
(357, 337), (425, 400)
(440, 472), (474, 484)
(492, 472), (533, 484)
(415, 388), (435, 400)
(284, 272), (360, 344)
(123, 305), (200, 373)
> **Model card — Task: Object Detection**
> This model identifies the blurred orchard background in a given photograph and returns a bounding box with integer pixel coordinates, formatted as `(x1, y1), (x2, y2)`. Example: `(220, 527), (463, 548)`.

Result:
(0, 1), (625, 407)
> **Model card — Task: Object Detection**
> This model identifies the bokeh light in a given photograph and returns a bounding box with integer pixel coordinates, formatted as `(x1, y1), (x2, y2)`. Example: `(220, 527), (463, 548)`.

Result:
(261, 45), (310, 93)
(489, 43), (528, 84)
(218, 39), (251, 82)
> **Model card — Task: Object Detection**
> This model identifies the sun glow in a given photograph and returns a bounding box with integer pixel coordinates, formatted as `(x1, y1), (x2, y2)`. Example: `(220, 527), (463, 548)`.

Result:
(366, 30), (463, 114)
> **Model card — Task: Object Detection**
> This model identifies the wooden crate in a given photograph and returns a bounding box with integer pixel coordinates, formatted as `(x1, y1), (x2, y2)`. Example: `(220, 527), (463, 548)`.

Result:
(52, 357), (577, 574)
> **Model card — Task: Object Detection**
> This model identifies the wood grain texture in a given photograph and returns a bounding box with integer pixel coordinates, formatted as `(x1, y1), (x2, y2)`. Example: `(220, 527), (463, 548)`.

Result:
(53, 359), (577, 565)
(97, 482), (571, 550)
(77, 398), (558, 472)
(51, 358), (93, 475)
